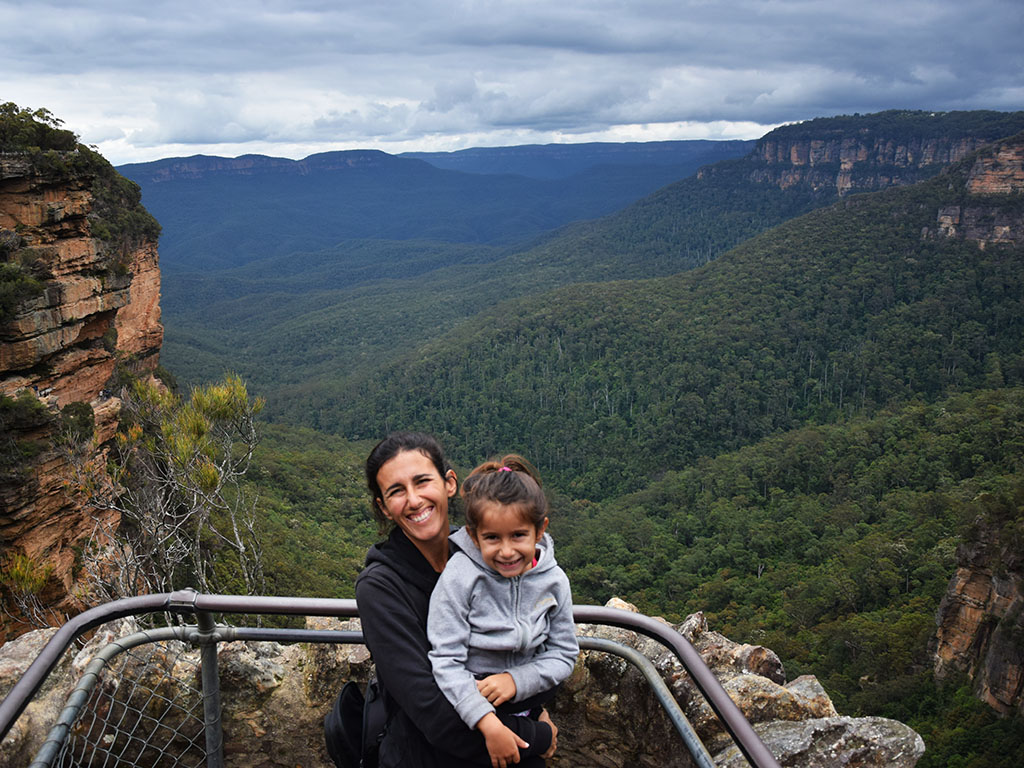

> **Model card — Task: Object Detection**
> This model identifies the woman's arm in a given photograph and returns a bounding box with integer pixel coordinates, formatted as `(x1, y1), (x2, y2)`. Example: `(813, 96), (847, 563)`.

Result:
(356, 564), (552, 761)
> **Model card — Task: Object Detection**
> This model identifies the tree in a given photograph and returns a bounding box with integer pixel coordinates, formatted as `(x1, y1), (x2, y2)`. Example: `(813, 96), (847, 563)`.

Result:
(66, 374), (266, 601)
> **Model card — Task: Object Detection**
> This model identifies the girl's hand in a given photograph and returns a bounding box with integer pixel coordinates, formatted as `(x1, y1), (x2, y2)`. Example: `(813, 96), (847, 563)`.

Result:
(476, 672), (517, 706)
(476, 712), (527, 768)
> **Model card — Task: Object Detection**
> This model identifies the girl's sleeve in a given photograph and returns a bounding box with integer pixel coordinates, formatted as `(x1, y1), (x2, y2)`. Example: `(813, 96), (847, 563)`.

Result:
(356, 565), (551, 762)
(508, 569), (580, 701)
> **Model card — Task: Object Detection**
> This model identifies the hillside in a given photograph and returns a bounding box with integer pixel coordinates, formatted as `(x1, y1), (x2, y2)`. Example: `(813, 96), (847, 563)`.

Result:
(323, 134), (1024, 499)
(552, 387), (1024, 767)
(156, 111), (1024, 403)
(506, 109), (1024, 280)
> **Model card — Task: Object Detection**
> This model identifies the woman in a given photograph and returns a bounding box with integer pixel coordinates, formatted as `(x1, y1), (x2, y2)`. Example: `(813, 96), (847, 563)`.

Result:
(355, 432), (558, 768)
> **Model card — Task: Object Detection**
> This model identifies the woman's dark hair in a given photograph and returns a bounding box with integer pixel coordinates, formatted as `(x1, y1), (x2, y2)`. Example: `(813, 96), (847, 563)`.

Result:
(365, 431), (453, 531)
(461, 454), (548, 531)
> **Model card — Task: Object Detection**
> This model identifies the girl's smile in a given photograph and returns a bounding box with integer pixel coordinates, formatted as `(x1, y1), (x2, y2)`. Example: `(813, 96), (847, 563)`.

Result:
(470, 501), (549, 578)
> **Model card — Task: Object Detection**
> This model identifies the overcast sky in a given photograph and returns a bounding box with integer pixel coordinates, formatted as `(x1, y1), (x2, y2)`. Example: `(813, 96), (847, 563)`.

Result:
(2, 0), (1021, 165)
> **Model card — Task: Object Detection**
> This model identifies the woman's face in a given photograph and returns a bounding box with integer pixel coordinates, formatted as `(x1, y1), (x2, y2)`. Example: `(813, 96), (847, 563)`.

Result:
(375, 449), (457, 547)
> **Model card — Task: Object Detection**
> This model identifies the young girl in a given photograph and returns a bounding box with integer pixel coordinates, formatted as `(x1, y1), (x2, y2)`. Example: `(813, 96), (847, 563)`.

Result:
(427, 455), (578, 768)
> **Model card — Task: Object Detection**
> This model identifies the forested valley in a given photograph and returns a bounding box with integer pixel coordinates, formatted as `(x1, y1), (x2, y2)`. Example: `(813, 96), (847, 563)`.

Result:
(7, 109), (1020, 766)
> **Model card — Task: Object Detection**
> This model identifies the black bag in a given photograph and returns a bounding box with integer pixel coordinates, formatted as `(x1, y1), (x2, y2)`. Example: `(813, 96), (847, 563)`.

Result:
(325, 678), (389, 768)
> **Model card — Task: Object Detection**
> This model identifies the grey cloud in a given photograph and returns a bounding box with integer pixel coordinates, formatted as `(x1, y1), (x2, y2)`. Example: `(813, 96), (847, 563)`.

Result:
(1, 0), (1020, 163)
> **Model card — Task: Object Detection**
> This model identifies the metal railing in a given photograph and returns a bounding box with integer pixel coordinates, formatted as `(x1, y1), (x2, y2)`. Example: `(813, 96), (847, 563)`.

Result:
(1, 591), (780, 768)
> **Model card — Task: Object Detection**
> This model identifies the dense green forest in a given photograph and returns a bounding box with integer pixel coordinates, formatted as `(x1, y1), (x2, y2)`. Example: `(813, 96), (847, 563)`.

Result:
(323, 161), (1024, 499)
(766, 109), (1024, 143)
(155, 111), (1024, 423)
(249, 424), (376, 599)
(554, 387), (1024, 767)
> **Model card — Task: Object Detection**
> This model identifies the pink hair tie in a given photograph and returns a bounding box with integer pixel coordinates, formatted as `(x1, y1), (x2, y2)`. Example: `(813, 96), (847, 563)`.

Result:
(498, 466), (512, 472)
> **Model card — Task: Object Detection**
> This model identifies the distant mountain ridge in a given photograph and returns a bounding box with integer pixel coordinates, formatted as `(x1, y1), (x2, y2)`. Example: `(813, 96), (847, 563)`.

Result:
(519, 110), (1024, 284)
(401, 139), (754, 179)
(155, 110), (1024, 421)
(117, 140), (751, 271)
(118, 149), (421, 183)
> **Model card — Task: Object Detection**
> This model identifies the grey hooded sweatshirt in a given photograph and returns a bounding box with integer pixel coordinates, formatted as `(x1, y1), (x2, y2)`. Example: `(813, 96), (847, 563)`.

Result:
(427, 526), (579, 730)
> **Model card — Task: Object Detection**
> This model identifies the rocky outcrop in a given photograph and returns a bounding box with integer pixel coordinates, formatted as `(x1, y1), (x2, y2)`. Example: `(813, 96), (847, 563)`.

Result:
(697, 111), (1024, 198)
(555, 602), (923, 767)
(0, 151), (162, 638)
(0, 603), (925, 767)
(751, 134), (984, 197)
(929, 137), (1024, 249)
(933, 511), (1024, 716)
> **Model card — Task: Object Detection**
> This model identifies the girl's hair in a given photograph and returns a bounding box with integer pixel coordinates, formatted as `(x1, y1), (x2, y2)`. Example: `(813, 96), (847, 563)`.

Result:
(461, 454), (548, 531)
(365, 431), (454, 531)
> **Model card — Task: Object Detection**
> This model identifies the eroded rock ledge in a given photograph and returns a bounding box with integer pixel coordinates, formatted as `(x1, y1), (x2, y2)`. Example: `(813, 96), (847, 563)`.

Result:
(0, 600), (924, 768)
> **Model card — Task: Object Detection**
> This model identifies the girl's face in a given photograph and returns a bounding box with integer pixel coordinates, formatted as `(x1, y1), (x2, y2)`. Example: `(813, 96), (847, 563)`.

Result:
(375, 449), (457, 548)
(469, 501), (548, 578)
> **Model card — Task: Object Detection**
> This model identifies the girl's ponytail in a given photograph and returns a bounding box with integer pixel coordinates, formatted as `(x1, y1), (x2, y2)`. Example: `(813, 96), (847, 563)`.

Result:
(462, 454), (548, 530)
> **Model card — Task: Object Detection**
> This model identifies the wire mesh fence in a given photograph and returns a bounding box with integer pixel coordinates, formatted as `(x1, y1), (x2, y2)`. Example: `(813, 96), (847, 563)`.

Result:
(37, 630), (208, 768)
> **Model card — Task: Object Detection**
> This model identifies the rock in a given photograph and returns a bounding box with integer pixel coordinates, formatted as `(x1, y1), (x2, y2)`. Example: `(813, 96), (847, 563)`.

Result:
(742, 133), (986, 197)
(714, 716), (926, 768)
(1, 602), (926, 767)
(550, 601), (922, 767)
(0, 628), (65, 768)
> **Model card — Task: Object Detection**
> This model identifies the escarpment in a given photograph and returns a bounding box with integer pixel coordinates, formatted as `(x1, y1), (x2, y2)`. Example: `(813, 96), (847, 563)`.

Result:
(699, 110), (1024, 197)
(0, 150), (162, 639)
(751, 133), (984, 196)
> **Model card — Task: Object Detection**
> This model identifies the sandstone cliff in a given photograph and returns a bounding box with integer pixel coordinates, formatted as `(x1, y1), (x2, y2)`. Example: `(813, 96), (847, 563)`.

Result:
(0, 149), (162, 638)
(699, 110), (1024, 197)
(929, 135), (1024, 249)
(933, 492), (1024, 716)
(749, 133), (984, 197)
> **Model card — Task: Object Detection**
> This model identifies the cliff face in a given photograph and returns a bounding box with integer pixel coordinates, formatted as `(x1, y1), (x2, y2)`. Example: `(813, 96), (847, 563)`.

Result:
(929, 139), (1024, 249)
(697, 111), (1024, 198)
(0, 151), (162, 638)
(933, 496), (1024, 716)
(750, 134), (984, 196)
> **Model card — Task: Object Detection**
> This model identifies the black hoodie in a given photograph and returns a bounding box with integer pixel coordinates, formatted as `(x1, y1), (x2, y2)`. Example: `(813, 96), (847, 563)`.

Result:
(355, 527), (552, 768)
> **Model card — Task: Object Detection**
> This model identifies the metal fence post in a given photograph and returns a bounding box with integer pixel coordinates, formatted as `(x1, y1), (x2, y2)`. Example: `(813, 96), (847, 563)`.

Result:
(194, 610), (225, 768)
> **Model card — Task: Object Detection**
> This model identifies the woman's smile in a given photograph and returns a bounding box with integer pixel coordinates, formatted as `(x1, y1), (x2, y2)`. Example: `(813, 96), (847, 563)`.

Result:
(375, 449), (456, 547)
